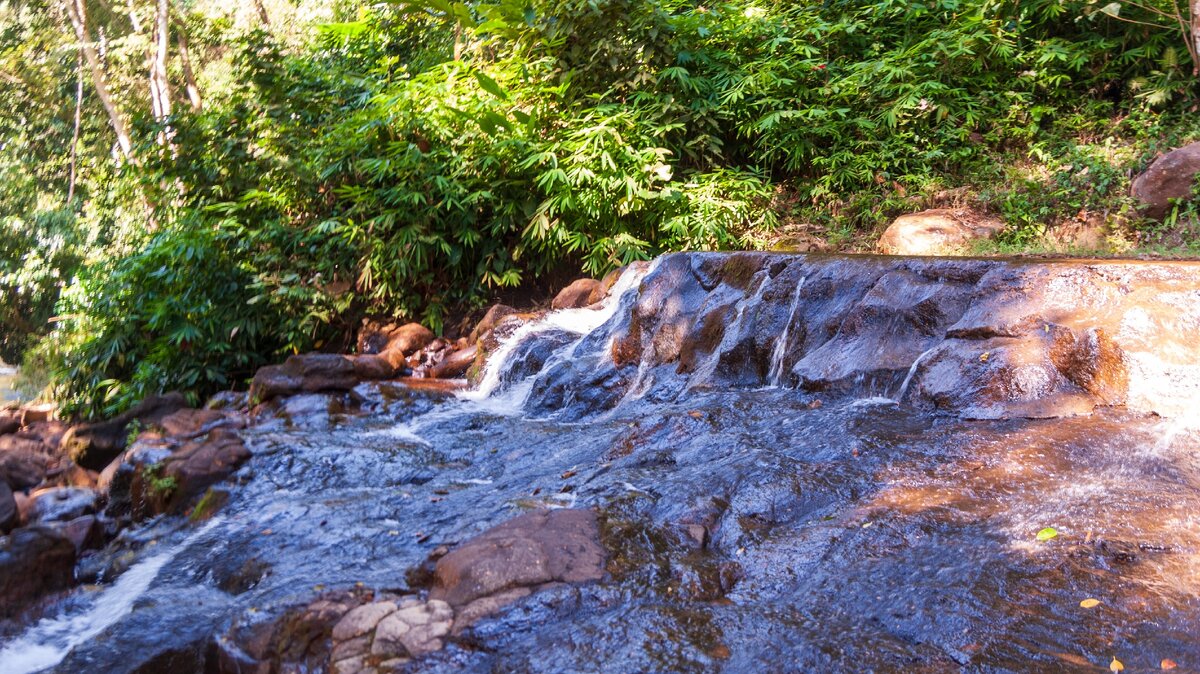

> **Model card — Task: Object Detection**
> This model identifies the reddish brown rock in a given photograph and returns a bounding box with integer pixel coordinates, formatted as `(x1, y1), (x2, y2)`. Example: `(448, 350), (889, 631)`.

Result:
(1131, 141), (1200, 219)
(431, 508), (606, 613)
(250, 350), (418, 403)
(429, 345), (477, 379)
(0, 410), (19, 436)
(132, 427), (250, 517)
(469, 304), (517, 343)
(357, 321), (435, 358)
(551, 278), (602, 310)
(877, 208), (1004, 256)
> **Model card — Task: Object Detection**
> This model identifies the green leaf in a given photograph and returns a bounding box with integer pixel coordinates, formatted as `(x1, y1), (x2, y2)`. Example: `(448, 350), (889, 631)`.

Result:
(1036, 527), (1058, 541)
(474, 72), (508, 99)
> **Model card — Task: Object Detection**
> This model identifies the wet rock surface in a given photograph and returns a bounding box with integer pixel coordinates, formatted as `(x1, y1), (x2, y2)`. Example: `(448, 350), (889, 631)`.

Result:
(529, 253), (1200, 420)
(2, 253), (1200, 673)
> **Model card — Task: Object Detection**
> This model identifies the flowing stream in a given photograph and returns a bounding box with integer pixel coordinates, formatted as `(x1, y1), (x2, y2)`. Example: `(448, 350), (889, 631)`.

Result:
(3, 254), (1200, 673)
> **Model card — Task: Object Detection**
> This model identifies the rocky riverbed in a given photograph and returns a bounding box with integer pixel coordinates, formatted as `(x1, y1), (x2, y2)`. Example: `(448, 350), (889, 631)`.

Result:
(1, 253), (1199, 673)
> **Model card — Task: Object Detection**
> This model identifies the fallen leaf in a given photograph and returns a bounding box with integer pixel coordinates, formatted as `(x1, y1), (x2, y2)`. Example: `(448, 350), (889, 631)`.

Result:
(561, 469), (577, 479)
(1080, 598), (1101, 608)
(1036, 527), (1058, 541)
(1111, 657), (1124, 672)
(1162, 659), (1178, 670)
(980, 352), (990, 363)
(688, 411), (704, 419)
(261, 529), (273, 535)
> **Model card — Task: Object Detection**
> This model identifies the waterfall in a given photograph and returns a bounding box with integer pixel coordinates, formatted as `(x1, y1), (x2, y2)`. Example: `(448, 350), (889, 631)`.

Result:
(0, 518), (223, 674)
(767, 276), (806, 387)
(893, 346), (937, 403)
(463, 262), (653, 402)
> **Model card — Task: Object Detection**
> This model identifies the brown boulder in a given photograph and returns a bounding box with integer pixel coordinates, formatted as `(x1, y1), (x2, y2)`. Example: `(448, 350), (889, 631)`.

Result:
(0, 526), (76, 618)
(132, 428), (250, 517)
(250, 353), (410, 403)
(551, 278), (602, 310)
(60, 392), (189, 471)
(1131, 141), (1200, 219)
(429, 345), (478, 379)
(877, 208), (1004, 256)
(357, 321), (435, 357)
(469, 304), (517, 343)
(430, 508), (606, 615)
(0, 442), (52, 491)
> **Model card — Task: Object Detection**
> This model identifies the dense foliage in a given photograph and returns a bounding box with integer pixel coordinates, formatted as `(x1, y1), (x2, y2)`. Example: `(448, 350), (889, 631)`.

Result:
(3, 0), (1200, 416)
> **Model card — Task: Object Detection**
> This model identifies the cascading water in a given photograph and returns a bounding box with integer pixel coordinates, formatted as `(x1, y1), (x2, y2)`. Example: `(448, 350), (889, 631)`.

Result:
(766, 276), (805, 387)
(0, 518), (222, 674)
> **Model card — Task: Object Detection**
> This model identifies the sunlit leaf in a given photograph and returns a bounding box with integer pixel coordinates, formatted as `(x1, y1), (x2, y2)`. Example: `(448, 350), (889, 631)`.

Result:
(1161, 659), (1178, 670)
(1080, 598), (1101, 608)
(1110, 657), (1124, 672)
(1036, 527), (1058, 541)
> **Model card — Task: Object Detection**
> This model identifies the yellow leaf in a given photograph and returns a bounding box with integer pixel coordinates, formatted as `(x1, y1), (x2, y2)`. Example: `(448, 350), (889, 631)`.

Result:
(980, 352), (990, 363)
(1162, 659), (1178, 670)
(1111, 657), (1124, 672)
(1080, 598), (1101, 608)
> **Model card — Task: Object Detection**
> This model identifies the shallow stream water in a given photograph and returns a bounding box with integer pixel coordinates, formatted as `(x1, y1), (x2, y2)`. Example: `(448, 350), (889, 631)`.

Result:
(3, 258), (1200, 673)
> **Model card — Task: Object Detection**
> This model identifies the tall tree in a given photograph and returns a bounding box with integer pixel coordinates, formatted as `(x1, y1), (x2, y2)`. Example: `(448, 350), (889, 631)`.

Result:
(64, 0), (134, 160)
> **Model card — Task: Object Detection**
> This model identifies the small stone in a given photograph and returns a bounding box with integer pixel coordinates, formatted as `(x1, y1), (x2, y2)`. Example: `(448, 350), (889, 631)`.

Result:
(330, 634), (370, 661)
(331, 601), (397, 641)
(331, 655), (366, 674)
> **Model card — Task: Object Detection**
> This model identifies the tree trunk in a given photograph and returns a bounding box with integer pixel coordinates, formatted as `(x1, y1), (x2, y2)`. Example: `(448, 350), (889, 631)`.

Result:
(1192, 0), (1200, 76)
(65, 0), (134, 161)
(253, 0), (270, 26)
(68, 52), (84, 203)
(149, 0), (172, 123)
(174, 16), (203, 112)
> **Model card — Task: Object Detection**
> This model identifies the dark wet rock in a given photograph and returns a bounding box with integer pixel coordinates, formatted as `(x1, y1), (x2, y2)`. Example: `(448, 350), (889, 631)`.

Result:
(204, 390), (249, 411)
(529, 253), (1200, 419)
(429, 508), (606, 631)
(50, 514), (104, 553)
(24, 486), (98, 524)
(0, 526), (76, 618)
(551, 278), (602, 310)
(0, 410), (20, 436)
(61, 393), (189, 471)
(357, 320), (435, 358)
(0, 480), (17, 533)
(878, 208), (1004, 256)
(1131, 141), (1200, 219)
(429, 344), (477, 379)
